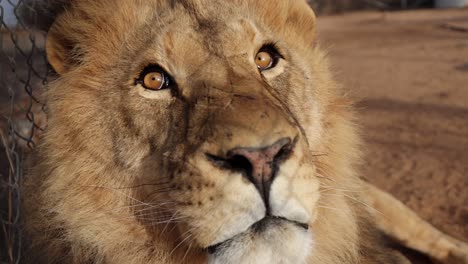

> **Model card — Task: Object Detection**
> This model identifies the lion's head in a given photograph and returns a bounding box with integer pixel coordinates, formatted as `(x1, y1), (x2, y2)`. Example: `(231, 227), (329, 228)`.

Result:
(24, 1), (363, 263)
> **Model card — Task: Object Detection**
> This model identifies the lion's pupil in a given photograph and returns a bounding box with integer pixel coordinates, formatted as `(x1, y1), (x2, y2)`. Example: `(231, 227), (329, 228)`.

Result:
(143, 72), (164, 90)
(256, 51), (273, 70)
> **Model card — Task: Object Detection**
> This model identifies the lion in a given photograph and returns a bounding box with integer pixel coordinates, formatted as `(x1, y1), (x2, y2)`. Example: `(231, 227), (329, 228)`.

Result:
(21, 0), (468, 263)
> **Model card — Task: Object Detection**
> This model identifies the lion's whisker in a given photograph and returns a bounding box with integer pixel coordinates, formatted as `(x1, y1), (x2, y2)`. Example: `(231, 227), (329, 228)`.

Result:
(181, 242), (193, 264)
(106, 201), (176, 213)
(169, 229), (194, 258)
(162, 211), (181, 234)
(319, 187), (361, 194)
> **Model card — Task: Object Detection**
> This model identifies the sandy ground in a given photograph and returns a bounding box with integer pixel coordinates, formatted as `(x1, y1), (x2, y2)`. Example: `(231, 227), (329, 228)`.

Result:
(318, 8), (468, 263)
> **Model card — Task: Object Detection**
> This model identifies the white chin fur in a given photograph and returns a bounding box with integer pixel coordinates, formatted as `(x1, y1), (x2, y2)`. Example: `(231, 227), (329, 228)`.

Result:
(208, 220), (313, 264)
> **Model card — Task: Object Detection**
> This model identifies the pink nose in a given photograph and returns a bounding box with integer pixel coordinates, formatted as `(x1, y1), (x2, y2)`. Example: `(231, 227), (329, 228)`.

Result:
(226, 138), (293, 204)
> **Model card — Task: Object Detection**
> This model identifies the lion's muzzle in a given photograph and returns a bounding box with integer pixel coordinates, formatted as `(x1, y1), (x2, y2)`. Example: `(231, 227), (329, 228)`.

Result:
(206, 137), (294, 206)
(171, 87), (317, 257)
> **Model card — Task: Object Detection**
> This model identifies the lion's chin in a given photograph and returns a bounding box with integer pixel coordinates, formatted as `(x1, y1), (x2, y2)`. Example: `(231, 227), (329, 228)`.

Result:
(207, 217), (313, 264)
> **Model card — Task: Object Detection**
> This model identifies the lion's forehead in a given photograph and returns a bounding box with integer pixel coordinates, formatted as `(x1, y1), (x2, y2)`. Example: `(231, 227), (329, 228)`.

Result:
(148, 22), (260, 88)
(124, 4), (265, 74)
(64, 0), (315, 63)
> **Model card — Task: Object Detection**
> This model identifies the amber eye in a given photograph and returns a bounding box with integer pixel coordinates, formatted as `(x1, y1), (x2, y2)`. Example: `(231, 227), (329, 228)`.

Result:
(256, 51), (274, 70)
(136, 65), (172, 91)
(255, 45), (282, 71)
(143, 71), (165, 90)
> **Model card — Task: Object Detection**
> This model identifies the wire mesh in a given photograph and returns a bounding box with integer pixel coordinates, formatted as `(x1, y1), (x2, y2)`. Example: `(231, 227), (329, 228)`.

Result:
(1, 0), (49, 263)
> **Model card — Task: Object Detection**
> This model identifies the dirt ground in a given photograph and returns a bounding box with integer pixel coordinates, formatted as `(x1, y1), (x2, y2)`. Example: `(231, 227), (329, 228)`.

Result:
(318, 8), (468, 263)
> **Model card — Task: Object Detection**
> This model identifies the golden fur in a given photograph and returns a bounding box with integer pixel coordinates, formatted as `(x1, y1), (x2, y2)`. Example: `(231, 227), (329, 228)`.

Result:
(22, 0), (468, 263)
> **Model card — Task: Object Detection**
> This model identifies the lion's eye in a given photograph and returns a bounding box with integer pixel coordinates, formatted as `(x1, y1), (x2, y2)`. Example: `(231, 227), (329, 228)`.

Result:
(255, 44), (282, 72)
(144, 72), (165, 90)
(256, 51), (274, 70)
(136, 66), (171, 91)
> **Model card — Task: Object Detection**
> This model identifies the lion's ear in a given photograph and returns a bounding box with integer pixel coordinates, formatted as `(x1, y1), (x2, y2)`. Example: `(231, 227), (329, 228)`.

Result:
(46, 21), (76, 75)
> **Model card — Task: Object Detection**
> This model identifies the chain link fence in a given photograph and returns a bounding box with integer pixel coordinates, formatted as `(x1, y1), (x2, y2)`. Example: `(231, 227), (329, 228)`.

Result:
(0, 0), (438, 263)
(1, 0), (49, 263)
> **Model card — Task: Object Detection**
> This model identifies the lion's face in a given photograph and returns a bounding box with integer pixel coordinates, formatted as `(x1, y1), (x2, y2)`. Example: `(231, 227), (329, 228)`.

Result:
(44, 0), (354, 263)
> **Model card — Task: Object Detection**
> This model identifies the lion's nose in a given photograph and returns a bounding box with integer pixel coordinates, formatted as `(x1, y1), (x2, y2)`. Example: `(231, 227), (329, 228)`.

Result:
(207, 138), (294, 205)
(227, 138), (293, 204)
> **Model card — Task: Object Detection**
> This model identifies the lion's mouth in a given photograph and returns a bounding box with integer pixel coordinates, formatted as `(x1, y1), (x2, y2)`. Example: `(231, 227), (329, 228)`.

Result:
(205, 216), (309, 254)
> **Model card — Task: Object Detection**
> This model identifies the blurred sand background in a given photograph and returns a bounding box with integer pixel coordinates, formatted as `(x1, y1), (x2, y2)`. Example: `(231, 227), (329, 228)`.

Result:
(318, 8), (468, 263)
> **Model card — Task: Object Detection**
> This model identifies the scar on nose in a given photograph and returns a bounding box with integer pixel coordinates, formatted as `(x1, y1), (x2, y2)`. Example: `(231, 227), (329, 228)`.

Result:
(260, 112), (268, 119)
